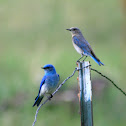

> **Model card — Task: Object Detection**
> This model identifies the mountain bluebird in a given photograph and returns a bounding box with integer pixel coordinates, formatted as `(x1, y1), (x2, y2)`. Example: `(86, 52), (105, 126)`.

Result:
(33, 64), (60, 107)
(66, 27), (104, 66)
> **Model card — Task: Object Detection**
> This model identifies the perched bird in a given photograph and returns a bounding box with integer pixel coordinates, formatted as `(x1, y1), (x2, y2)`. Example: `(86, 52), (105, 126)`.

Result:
(66, 27), (104, 66)
(33, 64), (60, 107)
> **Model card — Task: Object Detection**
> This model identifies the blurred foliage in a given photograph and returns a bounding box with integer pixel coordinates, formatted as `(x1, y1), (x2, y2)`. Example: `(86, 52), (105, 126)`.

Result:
(0, 0), (126, 126)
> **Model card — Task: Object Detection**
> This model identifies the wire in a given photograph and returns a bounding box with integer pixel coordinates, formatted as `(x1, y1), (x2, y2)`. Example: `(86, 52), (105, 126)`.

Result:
(91, 68), (126, 96)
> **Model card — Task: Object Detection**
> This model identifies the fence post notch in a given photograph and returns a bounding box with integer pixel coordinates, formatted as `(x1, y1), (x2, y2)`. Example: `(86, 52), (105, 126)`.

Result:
(78, 61), (93, 126)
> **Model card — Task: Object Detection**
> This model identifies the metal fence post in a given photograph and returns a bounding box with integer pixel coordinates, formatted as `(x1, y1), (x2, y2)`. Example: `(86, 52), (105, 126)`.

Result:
(78, 61), (93, 126)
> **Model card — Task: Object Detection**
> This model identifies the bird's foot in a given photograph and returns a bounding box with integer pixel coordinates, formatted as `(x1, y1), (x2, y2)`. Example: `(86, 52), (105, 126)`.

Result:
(76, 60), (80, 62)
(76, 60), (80, 65)
(48, 94), (53, 101)
(76, 55), (84, 64)
(82, 56), (87, 62)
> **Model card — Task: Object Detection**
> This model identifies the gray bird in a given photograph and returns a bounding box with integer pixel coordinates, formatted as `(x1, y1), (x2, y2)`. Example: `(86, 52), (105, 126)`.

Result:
(66, 27), (104, 66)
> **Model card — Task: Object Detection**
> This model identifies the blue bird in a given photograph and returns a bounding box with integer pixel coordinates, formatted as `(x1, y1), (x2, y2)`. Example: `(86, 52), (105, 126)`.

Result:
(33, 64), (60, 107)
(66, 27), (104, 66)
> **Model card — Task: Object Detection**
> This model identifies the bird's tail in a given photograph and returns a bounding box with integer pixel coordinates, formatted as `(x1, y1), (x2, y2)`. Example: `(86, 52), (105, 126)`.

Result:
(90, 56), (104, 66)
(32, 95), (44, 107)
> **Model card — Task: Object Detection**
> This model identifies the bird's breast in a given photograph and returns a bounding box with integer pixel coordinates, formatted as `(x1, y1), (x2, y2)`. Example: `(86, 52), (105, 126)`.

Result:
(40, 74), (59, 95)
(72, 41), (83, 54)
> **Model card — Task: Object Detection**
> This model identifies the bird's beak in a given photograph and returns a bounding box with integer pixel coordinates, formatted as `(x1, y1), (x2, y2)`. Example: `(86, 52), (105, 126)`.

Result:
(41, 67), (44, 69)
(66, 29), (71, 31)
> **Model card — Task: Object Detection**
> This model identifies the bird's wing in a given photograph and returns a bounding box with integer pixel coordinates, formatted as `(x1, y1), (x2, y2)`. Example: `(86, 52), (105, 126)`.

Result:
(72, 36), (91, 54)
(38, 75), (46, 95)
(73, 36), (100, 62)
(33, 76), (46, 106)
(73, 36), (98, 56)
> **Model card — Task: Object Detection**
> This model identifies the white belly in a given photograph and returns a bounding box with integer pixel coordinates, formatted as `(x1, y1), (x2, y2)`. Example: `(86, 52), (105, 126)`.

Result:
(39, 79), (58, 96)
(39, 84), (48, 96)
(73, 42), (83, 54)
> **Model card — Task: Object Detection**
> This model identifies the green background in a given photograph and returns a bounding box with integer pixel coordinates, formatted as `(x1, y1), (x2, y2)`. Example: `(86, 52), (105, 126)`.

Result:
(0, 0), (126, 126)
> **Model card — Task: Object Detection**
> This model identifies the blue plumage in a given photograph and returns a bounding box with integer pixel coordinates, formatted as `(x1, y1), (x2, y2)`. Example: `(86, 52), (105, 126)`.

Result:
(33, 64), (60, 107)
(90, 56), (104, 66)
